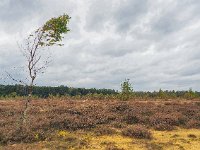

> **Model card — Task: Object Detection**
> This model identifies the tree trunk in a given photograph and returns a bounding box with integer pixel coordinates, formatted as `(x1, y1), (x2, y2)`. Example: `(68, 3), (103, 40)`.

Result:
(21, 83), (33, 125)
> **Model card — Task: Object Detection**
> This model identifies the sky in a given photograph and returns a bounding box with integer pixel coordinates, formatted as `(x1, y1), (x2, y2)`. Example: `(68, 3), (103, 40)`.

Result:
(0, 0), (200, 91)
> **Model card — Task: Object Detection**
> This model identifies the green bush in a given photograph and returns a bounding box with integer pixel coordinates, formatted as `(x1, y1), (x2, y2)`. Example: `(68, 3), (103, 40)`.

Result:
(120, 79), (134, 101)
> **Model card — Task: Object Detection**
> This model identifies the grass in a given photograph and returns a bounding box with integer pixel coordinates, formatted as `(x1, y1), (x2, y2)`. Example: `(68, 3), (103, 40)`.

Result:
(152, 128), (200, 150)
(0, 128), (200, 150)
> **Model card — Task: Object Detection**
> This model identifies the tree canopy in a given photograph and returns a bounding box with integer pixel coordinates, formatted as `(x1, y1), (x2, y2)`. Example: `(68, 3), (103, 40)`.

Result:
(37, 14), (71, 47)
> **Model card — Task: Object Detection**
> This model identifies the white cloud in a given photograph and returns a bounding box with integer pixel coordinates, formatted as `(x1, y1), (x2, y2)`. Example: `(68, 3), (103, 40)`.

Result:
(0, 0), (200, 91)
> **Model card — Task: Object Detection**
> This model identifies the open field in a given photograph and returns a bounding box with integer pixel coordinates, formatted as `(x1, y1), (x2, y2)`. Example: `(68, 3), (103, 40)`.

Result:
(0, 99), (200, 149)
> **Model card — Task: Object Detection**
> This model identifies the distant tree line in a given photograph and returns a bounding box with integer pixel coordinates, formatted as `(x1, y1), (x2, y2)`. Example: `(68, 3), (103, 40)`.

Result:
(119, 79), (200, 100)
(134, 89), (200, 99)
(0, 84), (117, 98)
(0, 84), (200, 100)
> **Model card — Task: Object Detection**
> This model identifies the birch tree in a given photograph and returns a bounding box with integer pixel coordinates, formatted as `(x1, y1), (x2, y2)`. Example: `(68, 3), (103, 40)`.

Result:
(19, 14), (70, 123)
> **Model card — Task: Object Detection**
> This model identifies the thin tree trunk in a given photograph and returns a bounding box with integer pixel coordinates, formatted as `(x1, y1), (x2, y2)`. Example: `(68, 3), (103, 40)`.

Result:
(21, 80), (33, 125)
(22, 97), (30, 124)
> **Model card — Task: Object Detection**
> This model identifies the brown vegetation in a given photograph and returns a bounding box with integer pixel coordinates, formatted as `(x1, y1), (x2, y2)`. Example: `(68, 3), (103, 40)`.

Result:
(122, 125), (152, 139)
(0, 99), (200, 145)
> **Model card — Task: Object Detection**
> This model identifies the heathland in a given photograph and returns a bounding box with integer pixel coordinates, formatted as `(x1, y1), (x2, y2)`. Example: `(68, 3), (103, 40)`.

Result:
(0, 98), (200, 150)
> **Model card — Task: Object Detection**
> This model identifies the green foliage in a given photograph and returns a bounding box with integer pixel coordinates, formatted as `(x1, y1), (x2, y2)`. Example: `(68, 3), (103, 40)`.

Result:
(120, 79), (134, 101)
(184, 88), (198, 99)
(32, 14), (70, 47)
(0, 84), (117, 98)
(158, 89), (168, 99)
(0, 84), (200, 100)
(8, 92), (17, 98)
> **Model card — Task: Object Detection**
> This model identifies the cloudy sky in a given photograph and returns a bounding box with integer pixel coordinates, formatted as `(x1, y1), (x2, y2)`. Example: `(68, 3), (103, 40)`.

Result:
(0, 0), (200, 91)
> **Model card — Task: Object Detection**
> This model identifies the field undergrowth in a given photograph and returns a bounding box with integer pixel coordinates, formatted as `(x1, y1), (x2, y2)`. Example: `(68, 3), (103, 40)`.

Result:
(1, 127), (200, 150)
(0, 99), (200, 149)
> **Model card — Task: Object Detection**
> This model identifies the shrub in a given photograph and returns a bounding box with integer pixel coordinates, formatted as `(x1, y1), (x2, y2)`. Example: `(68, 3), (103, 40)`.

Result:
(62, 135), (88, 149)
(94, 126), (116, 136)
(187, 134), (197, 138)
(149, 112), (187, 130)
(105, 142), (124, 150)
(1, 128), (42, 144)
(111, 122), (126, 129)
(145, 142), (163, 150)
(123, 114), (139, 124)
(195, 102), (200, 106)
(120, 79), (134, 101)
(154, 123), (175, 131)
(186, 119), (200, 128)
(122, 125), (152, 139)
(110, 103), (130, 113)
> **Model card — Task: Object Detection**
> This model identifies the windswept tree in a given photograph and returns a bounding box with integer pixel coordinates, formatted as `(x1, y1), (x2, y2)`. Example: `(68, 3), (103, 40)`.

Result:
(21, 14), (70, 96)
(17, 14), (70, 123)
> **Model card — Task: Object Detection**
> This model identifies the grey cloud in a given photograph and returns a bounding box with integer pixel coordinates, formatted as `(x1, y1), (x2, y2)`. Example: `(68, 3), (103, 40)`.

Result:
(85, 0), (115, 31)
(0, 0), (41, 33)
(151, 1), (200, 35)
(1, 0), (200, 91)
(85, 0), (148, 33)
(113, 0), (148, 33)
(0, 0), (39, 21)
